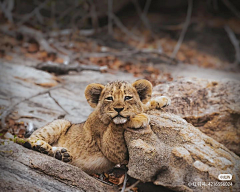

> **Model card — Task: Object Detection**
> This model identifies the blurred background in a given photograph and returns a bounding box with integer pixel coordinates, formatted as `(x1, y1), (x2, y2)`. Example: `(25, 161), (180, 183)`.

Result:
(0, 0), (240, 84)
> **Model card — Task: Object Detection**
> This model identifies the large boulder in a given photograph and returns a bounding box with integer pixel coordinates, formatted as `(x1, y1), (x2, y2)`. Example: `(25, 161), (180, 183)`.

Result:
(125, 111), (240, 192)
(152, 78), (240, 155)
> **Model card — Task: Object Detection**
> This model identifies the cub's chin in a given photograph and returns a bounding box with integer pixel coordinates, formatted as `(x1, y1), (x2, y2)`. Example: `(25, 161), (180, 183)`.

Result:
(113, 116), (127, 124)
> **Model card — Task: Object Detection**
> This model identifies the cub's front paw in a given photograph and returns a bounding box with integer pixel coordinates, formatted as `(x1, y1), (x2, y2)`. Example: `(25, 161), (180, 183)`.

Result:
(145, 96), (171, 111)
(52, 147), (72, 162)
(24, 139), (53, 155)
(127, 113), (150, 129)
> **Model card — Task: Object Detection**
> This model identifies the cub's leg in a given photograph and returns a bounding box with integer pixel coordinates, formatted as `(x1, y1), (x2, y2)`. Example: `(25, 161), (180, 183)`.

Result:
(143, 96), (171, 111)
(24, 119), (72, 162)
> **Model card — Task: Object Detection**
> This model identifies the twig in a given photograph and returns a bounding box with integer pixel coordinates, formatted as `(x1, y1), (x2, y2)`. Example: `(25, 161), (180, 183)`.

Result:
(171, 0), (193, 59)
(143, 0), (151, 15)
(131, 0), (162, 52)
(17, 25), (56, 53)
(0, 25), (55, 53)
(36, 62), (107, 74)
(108, 0), (113, 35)
(0, 85), (63, 131)
(131, 0), (152, 35)
(222, 0), (240, 19)
(53, 42), (72, 56)
(112, 14), (140, 41)
(0, 0), (14, 23)
(76, 13), (91, 29)
(88, 0), (99, 32)
(47, 28), (94, 37)
(72, 48), (178, 66)
(47, 29), (73, 37)
(124, 180), (140, 192)
(121, 170), (127, 192)
(18, 0), (50, 25)
(58, 5), (76, 21)
(79, 29), (95, 36)
(224, 25), (240, 65)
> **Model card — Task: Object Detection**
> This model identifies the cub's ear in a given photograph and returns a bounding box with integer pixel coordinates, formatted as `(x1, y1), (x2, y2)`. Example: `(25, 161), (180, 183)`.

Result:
(132, 79), (152, 104)
(85, 83), (105, 108)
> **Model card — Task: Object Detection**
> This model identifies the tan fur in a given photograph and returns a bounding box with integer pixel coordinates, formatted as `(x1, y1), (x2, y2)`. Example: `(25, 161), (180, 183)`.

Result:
(25, 79), (170, 174)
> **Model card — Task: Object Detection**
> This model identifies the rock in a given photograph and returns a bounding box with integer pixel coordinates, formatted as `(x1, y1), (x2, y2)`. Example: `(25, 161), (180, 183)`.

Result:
(152, 78), (240, 155)
(125, 111), (240, 192)
(0, 61), (136, 128)
(0, 140), (117, 192)
(0, 62), (57, 109)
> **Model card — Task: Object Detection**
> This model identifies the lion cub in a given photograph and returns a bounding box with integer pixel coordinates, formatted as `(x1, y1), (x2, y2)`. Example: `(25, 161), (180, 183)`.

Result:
(24, 79), (170, 174)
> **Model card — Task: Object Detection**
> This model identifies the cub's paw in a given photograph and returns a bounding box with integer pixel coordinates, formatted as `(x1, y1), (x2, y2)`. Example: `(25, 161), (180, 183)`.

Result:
(52, 147), (72, 162)
(127, 113), (150, 129)
(24, 139), (52, 155)
(146, 96), (171, 110)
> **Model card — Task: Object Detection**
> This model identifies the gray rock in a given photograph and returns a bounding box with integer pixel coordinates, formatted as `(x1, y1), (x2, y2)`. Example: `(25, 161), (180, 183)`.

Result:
(0, 61), (136, 128)
(153, 77), (240, 155)
(125, 111), (240, 192)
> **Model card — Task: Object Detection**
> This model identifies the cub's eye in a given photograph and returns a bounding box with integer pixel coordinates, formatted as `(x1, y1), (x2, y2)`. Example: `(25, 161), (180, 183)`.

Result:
(124, 96), (133, 101)
(105, 96), (113, 101)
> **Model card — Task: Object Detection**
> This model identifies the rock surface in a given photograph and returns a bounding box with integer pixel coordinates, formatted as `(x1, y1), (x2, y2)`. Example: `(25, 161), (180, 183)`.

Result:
(0, 140), (117, 192)
(0, 61), (136, 128)
(152, 78), (240, 155)
(125, 111), (240, 192)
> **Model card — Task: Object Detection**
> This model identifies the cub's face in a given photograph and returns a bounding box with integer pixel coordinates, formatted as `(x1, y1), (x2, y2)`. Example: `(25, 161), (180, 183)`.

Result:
(85, 80), (152, 125)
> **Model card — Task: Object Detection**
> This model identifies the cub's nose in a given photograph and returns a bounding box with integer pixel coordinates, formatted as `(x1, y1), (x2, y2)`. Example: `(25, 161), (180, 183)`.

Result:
(114, 108), (124, 113)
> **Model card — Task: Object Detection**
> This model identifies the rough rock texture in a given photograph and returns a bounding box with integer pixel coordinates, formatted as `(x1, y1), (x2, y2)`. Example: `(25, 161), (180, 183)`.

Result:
(0, 61), (136, 128)
(125, 111), (240, 192)
(152, 78), (240, 155)
(0, 140), (117, 192)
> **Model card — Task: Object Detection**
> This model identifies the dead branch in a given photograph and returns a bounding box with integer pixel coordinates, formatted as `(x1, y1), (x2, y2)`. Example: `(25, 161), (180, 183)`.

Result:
(0, 25), (71, 60)
(0, 0), (14, 23)
(131, 0), (160, 51)
(58, 5), (76, 21)
(131, 0), (153, 36)
(36, 62), (107, 74)
(108, 0), (113, 35)
(47, 28), (95, 37)
(143, 0), (151, 16)
(47, 29), (73, 37)
(171, 0), (193, 59)
(79, 29), (95, 36)
(112, 14), (140, 41)
(222, 0), (240, 19)
(224, 25), (240, 65)
(52, 42), (72, 56)
(72, 48), (178, 65)
(17, 26), (56, 53)
(0, 85), (63, 131)
(88, 0), (99, 32)
(18, 0), (50, 25)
